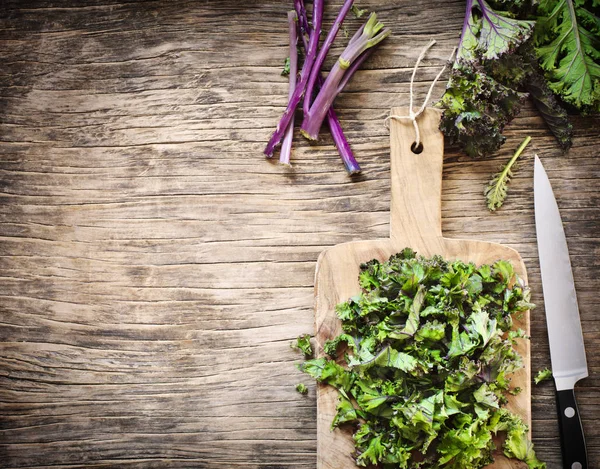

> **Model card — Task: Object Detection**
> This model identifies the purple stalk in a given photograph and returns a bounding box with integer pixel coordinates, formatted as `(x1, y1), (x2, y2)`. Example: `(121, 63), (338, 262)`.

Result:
(295, 0), (361, 174)
(264, 0), (323, 158)
(301, 61), (349, 141)
(336, 47), (374, 94)
(347, 22), (366, 46)
(294, 0), (309, 41)
(303, 0), (355, 116)
(301, 13), (390, 141)
(328, 106), (361, 174)
(280, 11), (299, 166)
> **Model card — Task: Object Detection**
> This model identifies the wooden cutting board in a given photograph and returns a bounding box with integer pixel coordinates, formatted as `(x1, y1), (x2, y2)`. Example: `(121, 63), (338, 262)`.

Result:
(314, 107), (531, 469)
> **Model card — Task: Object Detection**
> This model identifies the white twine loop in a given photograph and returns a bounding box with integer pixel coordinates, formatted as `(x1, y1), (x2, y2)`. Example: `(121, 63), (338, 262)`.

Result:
(384, 40), (456, 148)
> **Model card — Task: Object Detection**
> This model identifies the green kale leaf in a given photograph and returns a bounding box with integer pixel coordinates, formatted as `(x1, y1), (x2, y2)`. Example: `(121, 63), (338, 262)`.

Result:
(281, 56), (291, 76)
(503, 415), (546, 468)
(535, 0), (600, 112)
(295, 383), (308, 394)
(485, 136), (532, 211)
(457, 0), (535, 61)
(526, 71), (574, 150)
(534, 367), (553, 384)
(292, 333), (313, 357)
(331, 395), (358, 428)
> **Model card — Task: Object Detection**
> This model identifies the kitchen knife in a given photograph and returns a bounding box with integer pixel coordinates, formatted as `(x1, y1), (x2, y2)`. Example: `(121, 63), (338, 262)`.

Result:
(534, 155), (588, 469)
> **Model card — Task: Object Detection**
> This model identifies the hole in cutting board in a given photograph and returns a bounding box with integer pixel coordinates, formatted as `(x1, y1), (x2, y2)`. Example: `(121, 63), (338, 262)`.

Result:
(411, 142), (424, 154)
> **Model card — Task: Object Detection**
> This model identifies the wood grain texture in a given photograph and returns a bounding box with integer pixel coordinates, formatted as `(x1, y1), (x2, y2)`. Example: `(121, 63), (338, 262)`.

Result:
(0, 1), (598, 468)
(315, 108), (530, 469)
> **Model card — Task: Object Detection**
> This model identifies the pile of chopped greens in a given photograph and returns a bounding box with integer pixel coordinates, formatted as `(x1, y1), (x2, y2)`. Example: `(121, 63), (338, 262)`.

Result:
(440, 0), (599, 158)
(299, 248), (544, 468)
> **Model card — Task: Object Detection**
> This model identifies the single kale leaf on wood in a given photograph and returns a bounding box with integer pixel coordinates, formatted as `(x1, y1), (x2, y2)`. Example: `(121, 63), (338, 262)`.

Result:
(534, 367), (553, 384)
(299, 250), (545, 469)
(485, 136), (532, 211)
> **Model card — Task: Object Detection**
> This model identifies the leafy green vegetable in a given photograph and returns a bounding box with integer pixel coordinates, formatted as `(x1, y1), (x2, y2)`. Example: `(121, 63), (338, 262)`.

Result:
(534, 367), (553, 384)
(295, 383), (308, 394)
(301, 251), (544, 469)
(534, 0), (600, 112)
(503, 412), (547, 468)
(485, 136), (532, 211)
(281, 56), (291, 76)
(332, 395), (358, 428)
(526, 71), (574, 150)
(457, 0), (535, 62)
(439, 0), (535, 158)
(292, 334), (313, 357)
(439, 0), (578, 158)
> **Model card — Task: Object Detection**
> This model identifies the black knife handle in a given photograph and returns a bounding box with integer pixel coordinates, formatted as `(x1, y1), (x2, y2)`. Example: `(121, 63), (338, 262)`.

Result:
(556, 388), (587, 469)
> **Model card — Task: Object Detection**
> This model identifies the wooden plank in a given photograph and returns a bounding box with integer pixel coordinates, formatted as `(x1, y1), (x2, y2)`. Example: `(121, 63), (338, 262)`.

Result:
(0, 0), (599, 468)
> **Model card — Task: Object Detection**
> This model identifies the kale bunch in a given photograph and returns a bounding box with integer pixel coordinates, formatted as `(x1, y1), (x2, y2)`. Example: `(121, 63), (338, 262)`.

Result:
(300, 249), (544, 469)
(439, 0), (584, 157)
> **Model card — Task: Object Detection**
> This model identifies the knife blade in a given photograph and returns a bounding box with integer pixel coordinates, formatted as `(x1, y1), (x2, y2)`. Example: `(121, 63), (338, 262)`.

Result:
(534, 154), (588, 469)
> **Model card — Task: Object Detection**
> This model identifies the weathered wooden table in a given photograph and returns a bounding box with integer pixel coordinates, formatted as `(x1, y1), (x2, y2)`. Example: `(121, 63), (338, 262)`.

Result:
(1, 1), (598, 468)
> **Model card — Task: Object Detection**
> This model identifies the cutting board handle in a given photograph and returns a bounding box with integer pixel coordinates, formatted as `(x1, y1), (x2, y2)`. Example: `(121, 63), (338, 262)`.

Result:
(389, 107), (444, 243)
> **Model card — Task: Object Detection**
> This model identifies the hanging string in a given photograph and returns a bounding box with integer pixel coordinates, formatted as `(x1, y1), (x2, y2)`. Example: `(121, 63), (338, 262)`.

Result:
(384, 40), (457, 148)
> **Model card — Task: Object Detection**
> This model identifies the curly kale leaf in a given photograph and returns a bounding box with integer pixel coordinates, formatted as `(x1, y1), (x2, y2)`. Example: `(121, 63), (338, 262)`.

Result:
(535, 0), (600, 111)
(295, 383), (308, 394)
(534, 367), (553, 384)
(440, 1), (535, 157)
(487, 44), (574, 149)
(331, 395), (359, 429)
(440, 64), (529, 157)
(292, 334), (313, 357)
(503, 413), (547, 468)
(323, 333), (358, 357)
(526, 71), (574, 149)
(441, 0), (589, 158)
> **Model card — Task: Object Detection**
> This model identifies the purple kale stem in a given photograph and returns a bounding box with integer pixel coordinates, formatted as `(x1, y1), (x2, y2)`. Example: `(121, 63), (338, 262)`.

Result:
(347, 22), (366, 46)
(295, 0), (360, 174)
(294, 0), (309, 39)
(336, 47), (373, 94)
(303, 0), (355, 116)
(301, 13), (390, 141)
(328, 106), (361, 174)
(301, 61), (350, 140)
(280, 11), (299, 166)
(264, 0), (323, 158)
